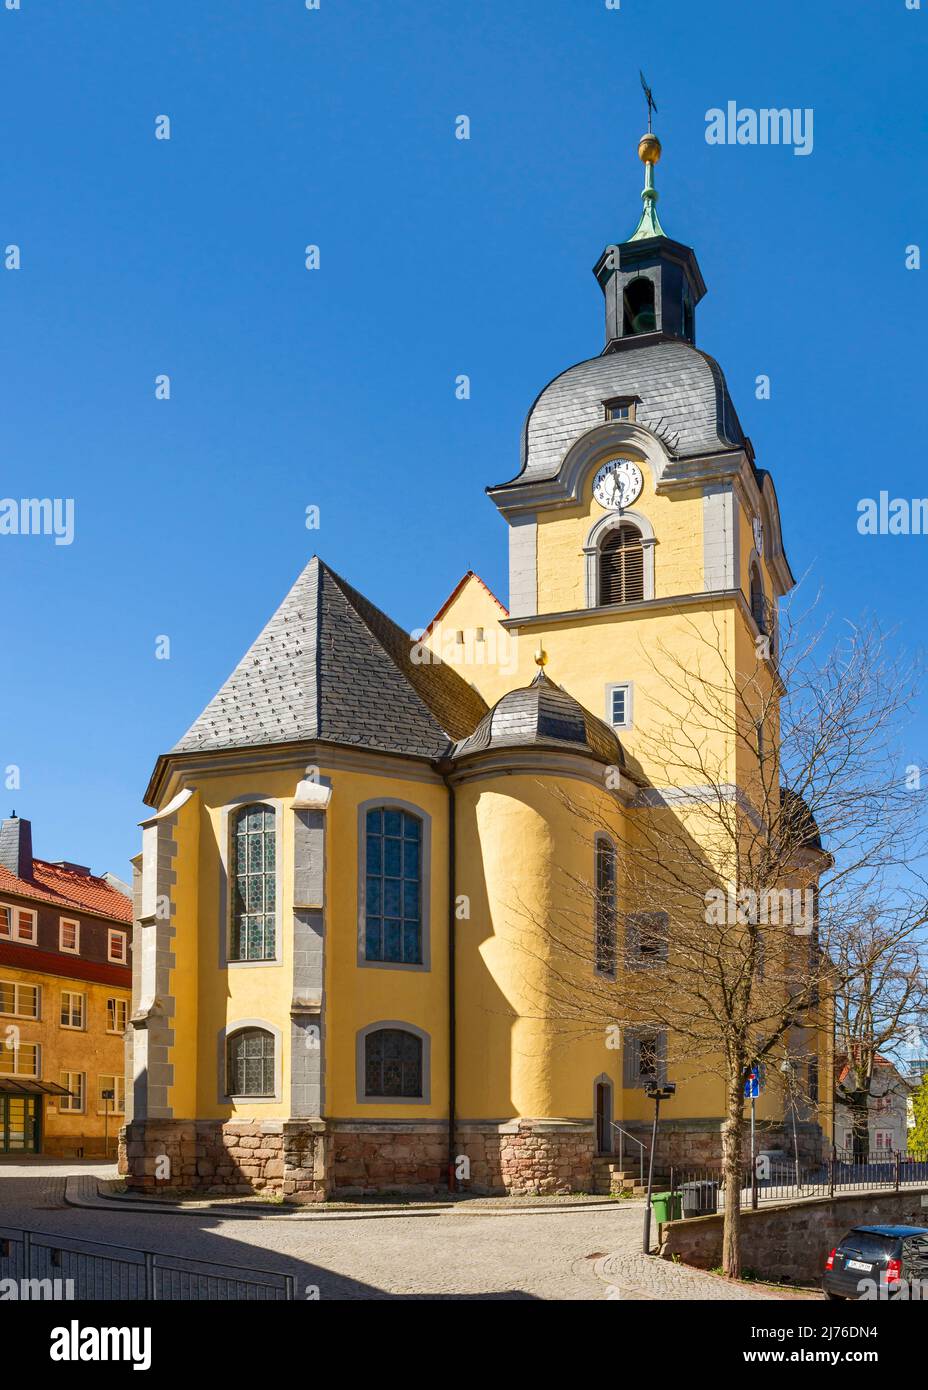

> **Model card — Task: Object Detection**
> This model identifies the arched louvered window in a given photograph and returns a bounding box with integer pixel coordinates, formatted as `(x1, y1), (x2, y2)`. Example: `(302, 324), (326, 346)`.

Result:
(599, 523), (645, 606)
(230, 803), (277, 962)
(750, 564), (767, 634)
(364, 1028), (423, 1098)
(226, 1027), (275, 1097)
(595, 837), (617, 977)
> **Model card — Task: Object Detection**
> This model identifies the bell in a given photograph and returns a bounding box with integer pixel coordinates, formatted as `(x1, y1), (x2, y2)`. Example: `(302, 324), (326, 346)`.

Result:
(631, 308), (657, 334)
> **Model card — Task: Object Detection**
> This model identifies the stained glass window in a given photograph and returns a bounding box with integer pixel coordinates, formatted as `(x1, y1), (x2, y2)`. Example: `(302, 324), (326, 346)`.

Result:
(595, 838), (617, 976)
(364, 808), (422, 964)
(230, 804), (276, 961)
(364, 1028), (422, 1098)
(227, 1028), (275, 1097)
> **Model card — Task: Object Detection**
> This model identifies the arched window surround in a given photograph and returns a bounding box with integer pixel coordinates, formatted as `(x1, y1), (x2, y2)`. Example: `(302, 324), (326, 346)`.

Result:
(584, 509), (656, 609)
(355, 1021), (431, 1105)
(217, 1019), (282, 1105)
(219, 796), (284, 969)
(357, 798), (432, 972)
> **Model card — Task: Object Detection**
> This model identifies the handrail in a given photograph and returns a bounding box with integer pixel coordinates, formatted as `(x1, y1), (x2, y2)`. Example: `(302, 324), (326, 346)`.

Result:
(610, 1122), (648, 1179)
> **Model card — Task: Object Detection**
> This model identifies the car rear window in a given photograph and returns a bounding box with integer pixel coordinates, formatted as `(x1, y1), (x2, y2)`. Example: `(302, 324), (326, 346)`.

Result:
(839, 1231), (898, 1261)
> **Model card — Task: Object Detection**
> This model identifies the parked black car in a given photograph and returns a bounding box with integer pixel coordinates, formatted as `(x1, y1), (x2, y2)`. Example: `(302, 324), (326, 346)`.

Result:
(823, 1224), (928, 1300)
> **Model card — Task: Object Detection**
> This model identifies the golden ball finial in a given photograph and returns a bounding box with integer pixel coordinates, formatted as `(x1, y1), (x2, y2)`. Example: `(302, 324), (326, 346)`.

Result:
(638, 132), (662, 165)
(534, 644), (548, 669)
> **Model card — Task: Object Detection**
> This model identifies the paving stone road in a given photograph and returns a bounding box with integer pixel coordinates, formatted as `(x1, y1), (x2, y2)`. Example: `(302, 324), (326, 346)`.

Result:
(0, 1159), (810, 1300)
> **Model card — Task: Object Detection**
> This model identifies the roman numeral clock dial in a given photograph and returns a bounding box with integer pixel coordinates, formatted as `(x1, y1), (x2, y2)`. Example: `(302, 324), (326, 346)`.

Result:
(593, 458), (644, 510)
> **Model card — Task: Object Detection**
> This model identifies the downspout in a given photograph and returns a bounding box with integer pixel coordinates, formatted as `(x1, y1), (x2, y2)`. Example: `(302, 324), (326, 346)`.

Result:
(437, 758), (457, 1193)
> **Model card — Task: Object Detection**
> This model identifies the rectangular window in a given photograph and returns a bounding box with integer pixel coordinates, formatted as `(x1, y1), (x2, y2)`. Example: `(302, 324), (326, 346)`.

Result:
(230, 803), (277, 962)
(875, 1130), (892, 1150)
(637, 1036), (658, 1084)
(59, 918), (80, 953)
(107, 997), (128, 1034)
(364, 807), (423, 965)
(607, 682), (632, 729)
(603, 397), (637, 423)
(626, 910), (669, 967)
(623, 1029), (666, 1089)
(97, 1075), (126, 1113)
(107, 929), (128, 964)
(0, 1041), (40, 1078)
(0, 906), (37, 944)
(60, 991), (85, 1029)
(0, 980), (40, 1019)
(808, 1058), (819, 1104)
(60, 1071), (85, 1113)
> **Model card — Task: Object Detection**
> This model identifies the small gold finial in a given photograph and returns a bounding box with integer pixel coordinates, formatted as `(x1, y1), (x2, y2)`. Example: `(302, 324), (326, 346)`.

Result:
(534, 644), (548, 669)
(638, 132), (662, 165)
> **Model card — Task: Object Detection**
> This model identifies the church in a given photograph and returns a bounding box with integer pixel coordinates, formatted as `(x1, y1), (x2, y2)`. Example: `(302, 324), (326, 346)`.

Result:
(121, 126), (832, 1199)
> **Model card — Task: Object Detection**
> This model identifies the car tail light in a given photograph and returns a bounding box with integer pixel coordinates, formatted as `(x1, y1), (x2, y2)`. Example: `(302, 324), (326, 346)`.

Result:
(886, 1257), (902, 1287)
(825, 1248), (836, 1271)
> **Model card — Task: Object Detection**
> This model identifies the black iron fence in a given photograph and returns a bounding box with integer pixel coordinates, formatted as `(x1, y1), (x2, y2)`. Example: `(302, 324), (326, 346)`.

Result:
(0, 1224), (295, 1300)
(664, 1150), (928, 1216)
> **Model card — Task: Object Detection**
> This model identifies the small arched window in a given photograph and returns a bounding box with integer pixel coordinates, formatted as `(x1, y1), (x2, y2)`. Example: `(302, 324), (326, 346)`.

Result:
(227, 1027), (275, 1097)
(623, 277), (656, 336)
(599, 523), (645, 606)
(595, 838), (617, 977)
(364, 1028), (423, 1098)
(750, 564), (767, 634)
(231, 803), (276, 962)
(364, 807), (422, 964)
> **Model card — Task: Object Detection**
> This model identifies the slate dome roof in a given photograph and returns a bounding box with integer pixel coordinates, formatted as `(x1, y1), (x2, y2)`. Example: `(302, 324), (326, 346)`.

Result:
(497, 340), (745, 490)
(452, 670), (623, 766)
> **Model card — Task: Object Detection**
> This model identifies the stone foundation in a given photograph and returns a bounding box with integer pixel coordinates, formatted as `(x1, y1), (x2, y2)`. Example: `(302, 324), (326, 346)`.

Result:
(457, 1120), (597, 1195)
(613, 1118), (825, 1172)
(119, 1119), (328, 1203)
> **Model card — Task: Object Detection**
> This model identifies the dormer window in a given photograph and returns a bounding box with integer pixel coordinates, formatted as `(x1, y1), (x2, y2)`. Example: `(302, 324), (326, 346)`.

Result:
(603, 396), (638, 423)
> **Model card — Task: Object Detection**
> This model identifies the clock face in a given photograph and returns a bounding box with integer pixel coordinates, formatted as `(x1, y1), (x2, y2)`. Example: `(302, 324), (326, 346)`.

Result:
(593, 458), (643, 511)
(753, 516), (764, 555)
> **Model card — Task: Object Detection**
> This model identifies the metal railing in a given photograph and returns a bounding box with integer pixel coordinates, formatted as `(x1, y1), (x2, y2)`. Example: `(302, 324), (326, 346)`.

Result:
(0, 1224), (295, 1300)
(667, 1150), (928, 1215)
(612, 1123), (648, 1184)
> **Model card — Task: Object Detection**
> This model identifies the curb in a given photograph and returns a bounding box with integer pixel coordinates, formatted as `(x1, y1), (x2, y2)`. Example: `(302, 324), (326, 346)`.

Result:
(64, 1177), (638, 1223)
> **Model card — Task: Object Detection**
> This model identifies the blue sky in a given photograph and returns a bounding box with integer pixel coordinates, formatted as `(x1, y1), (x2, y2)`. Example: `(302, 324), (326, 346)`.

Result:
(1, 0), (926, 876)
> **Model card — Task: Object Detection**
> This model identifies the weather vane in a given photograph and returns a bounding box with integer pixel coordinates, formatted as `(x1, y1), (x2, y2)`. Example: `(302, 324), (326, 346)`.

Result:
(639, 70), (658, 134)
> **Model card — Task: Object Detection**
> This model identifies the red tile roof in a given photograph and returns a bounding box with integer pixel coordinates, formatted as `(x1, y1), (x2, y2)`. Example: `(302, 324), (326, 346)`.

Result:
(0, 859), (132, 924)
(0, 941), (130, 988)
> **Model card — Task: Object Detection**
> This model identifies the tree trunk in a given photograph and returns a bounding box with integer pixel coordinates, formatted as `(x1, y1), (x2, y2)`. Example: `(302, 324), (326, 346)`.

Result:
(721, 1073), (745, 1278)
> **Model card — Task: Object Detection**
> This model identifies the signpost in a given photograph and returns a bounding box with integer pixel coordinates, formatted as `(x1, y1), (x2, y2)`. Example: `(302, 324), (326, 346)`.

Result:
(745, 1065), (761, 1209)
(101, 1088), (115, 1160)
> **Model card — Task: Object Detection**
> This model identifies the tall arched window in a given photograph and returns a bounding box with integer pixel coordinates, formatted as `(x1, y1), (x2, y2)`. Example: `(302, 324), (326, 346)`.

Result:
(599, 523), (645, 606)
(364, 1028), (423, 1098)
(230, 803), (277, 962)
(364, 807), (422, 964)
(226, 1026), (275, 1097)
(595, 837), (617, 978)
(623, 276), (656, 335)
(750, 564), (767, 634)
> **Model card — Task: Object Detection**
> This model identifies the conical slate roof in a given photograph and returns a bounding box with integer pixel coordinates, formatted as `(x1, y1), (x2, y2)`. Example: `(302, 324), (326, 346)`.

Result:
(173, 557), (489, 760)
(452, 670), (623, 765)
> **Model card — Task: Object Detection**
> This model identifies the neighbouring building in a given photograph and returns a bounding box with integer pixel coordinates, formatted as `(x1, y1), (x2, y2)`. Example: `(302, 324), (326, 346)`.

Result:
(835, 1055), (914, 1156)
(122, 126), (832, 1201)
(0, 815), (132, 1156)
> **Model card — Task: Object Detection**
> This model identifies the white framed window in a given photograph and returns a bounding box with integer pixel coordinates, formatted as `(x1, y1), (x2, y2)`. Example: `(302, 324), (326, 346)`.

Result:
(0, 904), (37, 944)
(59, 917), (80, 954)
(60, 990), (85, 1030)
(60, 1071), (85, 1113)
(0, 1041), (40, 1078)
(606, 682), (633, 730)
(875, 1130), (893, 1151)
(107, 997), (128, 1034)
(0, 980), (40, 1019)
(97, 1075), (126, 1114)
(107, 929), (128, 964)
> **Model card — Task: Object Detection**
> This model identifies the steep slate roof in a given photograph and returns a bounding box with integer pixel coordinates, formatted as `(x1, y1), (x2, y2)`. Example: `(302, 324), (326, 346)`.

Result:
(173, 557), (489, 760)
(453, 670), (623, 766)
(496, 340), (745, 489)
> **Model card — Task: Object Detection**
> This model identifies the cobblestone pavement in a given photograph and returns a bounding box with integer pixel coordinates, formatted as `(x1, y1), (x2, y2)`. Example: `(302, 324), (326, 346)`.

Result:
(0, 1159), (815, 1300)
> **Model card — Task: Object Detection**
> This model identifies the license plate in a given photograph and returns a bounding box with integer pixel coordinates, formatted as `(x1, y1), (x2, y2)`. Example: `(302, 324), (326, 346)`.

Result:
(846, 1259), (872, 1272)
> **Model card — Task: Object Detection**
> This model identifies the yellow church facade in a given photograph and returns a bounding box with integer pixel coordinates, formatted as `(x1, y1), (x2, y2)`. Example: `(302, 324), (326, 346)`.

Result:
(121, 134), (832, 1199)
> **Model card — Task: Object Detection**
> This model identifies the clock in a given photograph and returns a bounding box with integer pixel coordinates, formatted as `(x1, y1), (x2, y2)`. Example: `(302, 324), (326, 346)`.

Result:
(753, 516), (764, 555)
(593, 457), (643, 511)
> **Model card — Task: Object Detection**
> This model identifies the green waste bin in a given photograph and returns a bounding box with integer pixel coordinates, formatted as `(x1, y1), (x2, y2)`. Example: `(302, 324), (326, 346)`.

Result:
(651, 1191), (682, 1223)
